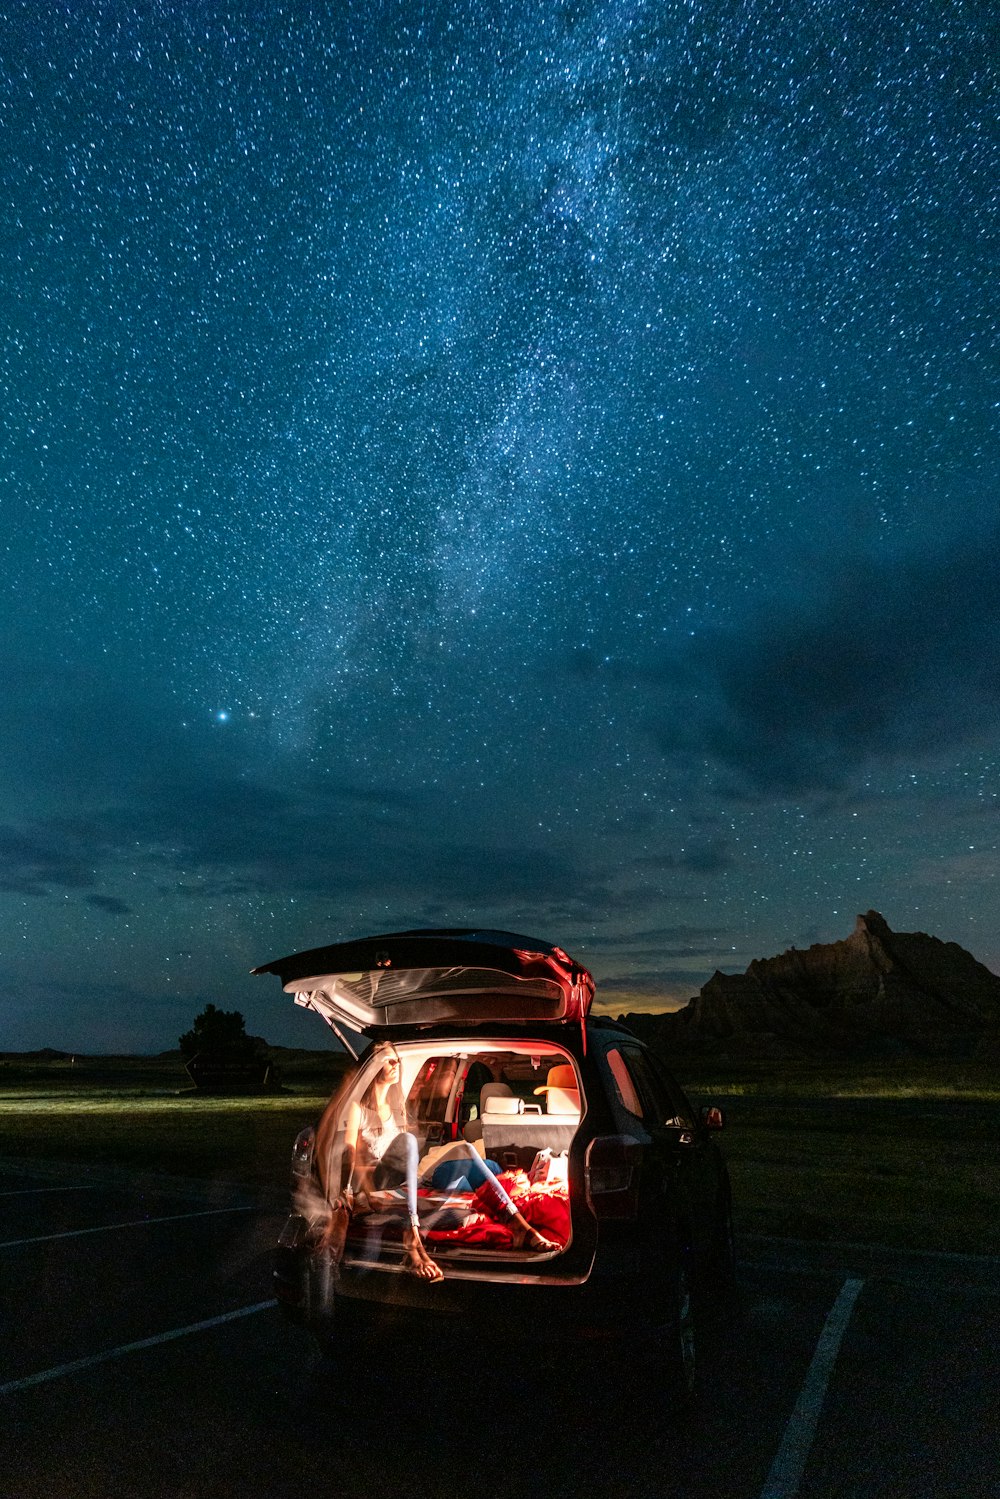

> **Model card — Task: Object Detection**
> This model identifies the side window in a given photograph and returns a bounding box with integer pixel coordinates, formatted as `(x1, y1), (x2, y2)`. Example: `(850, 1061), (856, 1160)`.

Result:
(622, 1046), (693, 1129)
(410, 1056), (458, 1124)
(605, 1047), (643, 1119)
(646, 1055), (696, 1129)
(460, 1061), (493, 1121)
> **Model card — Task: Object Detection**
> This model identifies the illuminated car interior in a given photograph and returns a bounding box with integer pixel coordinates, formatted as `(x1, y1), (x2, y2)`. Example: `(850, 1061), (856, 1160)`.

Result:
(314, 1040), (584, 1262)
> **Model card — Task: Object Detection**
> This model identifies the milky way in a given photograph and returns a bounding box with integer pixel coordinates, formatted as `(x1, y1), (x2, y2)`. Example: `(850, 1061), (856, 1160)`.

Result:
(2, 1), (998, 1049)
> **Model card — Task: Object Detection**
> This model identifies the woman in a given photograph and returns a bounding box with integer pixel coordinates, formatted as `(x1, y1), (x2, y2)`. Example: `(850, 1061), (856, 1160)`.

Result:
(317, 1046), (560, 1281)
(341, 1047), (443, 1281)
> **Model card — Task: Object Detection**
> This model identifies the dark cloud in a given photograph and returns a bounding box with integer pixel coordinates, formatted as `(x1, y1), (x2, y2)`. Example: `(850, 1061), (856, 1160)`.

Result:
(581, 925), (728, 949)
(84, 894), (131, 915)
(642, 525), (1000, 794)
(0, 824), (95, 895)
(596, 971), (705, 995)
(0, 976), (192, 1053)
(2, 758), (598, 918)
(636, 843), (734, 874)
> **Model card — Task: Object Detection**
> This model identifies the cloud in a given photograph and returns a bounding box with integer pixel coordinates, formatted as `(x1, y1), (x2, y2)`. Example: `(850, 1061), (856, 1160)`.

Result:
(1, 750), (596, 917)
(635, 843), (734, 873)
(581, 924), (729, 949)
(84, 894), (131, 915)
(641, 525), (1000, 794)
(591, 969), (704, 1013)
(0, 824), (95, 895)
(596, 970), (705, 994)
(0, 977), (195, 1053)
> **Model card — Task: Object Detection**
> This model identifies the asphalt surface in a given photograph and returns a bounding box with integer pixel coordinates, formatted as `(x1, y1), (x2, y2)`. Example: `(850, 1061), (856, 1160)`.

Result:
(2, 1157), (998, 1499)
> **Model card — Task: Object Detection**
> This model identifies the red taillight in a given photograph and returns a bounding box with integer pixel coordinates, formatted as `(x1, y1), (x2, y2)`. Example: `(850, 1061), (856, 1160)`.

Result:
(291, 1127), (315, 1175)
(585, 1134), (642, 1219)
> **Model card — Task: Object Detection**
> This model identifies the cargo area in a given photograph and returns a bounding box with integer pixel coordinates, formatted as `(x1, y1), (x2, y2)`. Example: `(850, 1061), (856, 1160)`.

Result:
(308, 1040), (584, 1266)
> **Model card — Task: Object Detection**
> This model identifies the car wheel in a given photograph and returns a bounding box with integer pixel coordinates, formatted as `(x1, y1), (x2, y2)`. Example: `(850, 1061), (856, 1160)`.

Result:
(310, 1287), (352, 1363)
(713, 1193), (741, 1320)
(651, 1249), (697, 1408)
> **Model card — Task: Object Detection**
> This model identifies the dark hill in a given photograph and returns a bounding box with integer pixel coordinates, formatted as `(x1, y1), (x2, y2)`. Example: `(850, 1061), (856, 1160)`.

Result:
(620, 910), (1000, 1059)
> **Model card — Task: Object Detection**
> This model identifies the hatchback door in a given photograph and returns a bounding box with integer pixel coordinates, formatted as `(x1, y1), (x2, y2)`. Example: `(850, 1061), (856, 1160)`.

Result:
(252, 928), (594, 1038)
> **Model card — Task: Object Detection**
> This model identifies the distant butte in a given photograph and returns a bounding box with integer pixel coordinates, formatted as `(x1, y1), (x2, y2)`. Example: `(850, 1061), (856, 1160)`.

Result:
(619, 910), (1000, 1059)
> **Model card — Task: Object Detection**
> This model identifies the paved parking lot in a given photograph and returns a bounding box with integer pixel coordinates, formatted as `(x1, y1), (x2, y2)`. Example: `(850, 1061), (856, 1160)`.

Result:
(3, 1158), (998, 1499)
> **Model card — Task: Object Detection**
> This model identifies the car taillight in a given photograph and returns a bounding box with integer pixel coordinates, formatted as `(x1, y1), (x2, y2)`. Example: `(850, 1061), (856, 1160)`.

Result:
(291, 1126), (315, 1177)
(585, 1134), (642, 1219)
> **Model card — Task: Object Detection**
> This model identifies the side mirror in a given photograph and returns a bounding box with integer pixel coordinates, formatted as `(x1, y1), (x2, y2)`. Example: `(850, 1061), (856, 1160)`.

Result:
(700, 1104), (725, 1131)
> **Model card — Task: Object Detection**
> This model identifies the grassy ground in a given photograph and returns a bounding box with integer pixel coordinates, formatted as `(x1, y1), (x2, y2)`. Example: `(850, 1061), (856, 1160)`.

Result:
(1, 1055), (997, 1254)
(0, 1052), (345, 1194)
(678, 1061), (1000, 1256)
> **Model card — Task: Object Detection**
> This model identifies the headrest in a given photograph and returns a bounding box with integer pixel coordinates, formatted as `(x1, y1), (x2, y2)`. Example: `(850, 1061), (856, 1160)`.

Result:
(482, 1095), (522, 1115)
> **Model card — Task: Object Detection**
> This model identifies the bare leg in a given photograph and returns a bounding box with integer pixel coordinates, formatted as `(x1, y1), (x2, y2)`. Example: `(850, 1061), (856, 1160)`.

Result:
(403, 1218), (444, 1281)
(379, 1133), (444, 1281)
(444, 1147), (561, 1252)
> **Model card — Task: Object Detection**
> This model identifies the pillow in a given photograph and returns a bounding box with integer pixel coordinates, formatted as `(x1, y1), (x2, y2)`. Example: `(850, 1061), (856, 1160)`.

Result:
(481, 1095), (522, 1115)
(418, 1138), (485, 1184)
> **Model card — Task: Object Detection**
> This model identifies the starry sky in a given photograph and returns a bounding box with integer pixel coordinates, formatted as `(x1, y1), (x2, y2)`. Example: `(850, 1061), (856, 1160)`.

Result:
(3, 0), (998, 1052)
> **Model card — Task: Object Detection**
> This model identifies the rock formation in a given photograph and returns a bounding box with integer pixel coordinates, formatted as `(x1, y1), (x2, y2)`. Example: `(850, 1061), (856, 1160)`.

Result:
(619, 910), (1000, 1059)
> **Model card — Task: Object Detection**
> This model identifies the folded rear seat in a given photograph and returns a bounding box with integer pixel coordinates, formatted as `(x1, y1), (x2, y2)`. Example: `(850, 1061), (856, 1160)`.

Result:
(481, 1094), (579, 1160)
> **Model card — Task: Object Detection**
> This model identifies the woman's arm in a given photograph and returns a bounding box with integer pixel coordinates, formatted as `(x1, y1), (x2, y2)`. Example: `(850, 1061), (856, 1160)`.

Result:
(338, 1099), (361, 1202)
(315, 1092), (360, 1205)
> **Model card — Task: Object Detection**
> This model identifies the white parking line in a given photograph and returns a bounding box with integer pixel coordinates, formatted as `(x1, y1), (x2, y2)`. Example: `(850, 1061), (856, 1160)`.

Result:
(0, 1206), (257, 1249)
(0, 1301), (275, 1396)
(0, 1186), (97, 1197)
(759, 1276), (865, 1499)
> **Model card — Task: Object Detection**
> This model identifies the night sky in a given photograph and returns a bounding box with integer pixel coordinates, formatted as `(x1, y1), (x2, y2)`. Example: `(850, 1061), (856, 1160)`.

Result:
(3, 1), (998, 1052)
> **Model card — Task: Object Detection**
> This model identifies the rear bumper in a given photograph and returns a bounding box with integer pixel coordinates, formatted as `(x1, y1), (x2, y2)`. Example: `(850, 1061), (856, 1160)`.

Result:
(274, 1215), (646, 1343)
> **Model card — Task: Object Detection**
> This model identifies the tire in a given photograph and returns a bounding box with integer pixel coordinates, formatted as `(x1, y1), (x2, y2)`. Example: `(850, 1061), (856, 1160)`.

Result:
(303, 1243), (338, 1317)
(310, 1285), (354, 1364)
(661, 1251), (697, 1406)
(712, 1192), (741, 1323)
(632, 1247), (696, 1411)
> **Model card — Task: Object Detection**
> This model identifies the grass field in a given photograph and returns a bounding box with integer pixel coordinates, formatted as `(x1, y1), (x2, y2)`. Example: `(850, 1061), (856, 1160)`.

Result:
(0, 1052), (344, 1193)
(678, 1061), (1000, 1256)
(1, 1054), (998, 1255)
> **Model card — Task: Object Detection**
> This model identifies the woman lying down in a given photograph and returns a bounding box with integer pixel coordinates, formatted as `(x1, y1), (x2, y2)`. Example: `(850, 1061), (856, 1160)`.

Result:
(315, 1045), (562, 1283)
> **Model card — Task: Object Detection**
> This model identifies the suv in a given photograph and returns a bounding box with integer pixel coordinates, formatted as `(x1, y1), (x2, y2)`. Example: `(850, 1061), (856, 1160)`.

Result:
(255, 928), (734, 1399)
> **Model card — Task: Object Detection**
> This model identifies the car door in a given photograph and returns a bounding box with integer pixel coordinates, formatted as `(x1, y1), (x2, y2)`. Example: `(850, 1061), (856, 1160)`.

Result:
(616, 1043), (720, 1268)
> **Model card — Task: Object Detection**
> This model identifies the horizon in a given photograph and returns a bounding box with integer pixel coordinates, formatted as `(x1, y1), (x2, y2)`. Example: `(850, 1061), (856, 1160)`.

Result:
(9, 907), (1000, 1055)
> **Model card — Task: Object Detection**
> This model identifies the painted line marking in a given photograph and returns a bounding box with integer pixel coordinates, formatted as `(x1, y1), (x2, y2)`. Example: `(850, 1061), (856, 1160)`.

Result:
(0, 1301), (275, 1396)
(0, 1206), (258, 1249)
(759, 1276), (865, 1499)
(0, 1186), (97, 1197)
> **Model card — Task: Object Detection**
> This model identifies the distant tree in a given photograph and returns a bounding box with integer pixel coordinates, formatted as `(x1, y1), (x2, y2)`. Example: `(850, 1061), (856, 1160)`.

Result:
(179, 1003), (260, 1059)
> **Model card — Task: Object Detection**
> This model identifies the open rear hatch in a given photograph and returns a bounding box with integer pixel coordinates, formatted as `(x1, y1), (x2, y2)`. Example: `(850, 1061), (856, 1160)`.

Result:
(252, 927), (595, 1041)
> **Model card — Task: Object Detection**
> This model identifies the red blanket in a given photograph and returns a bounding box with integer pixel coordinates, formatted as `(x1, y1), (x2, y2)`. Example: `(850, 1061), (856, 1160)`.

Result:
(425, 1169), (570, 1246)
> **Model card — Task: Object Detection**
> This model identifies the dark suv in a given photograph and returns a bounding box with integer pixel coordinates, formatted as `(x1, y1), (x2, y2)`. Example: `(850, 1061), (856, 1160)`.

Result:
(254, 928), (734, 1400)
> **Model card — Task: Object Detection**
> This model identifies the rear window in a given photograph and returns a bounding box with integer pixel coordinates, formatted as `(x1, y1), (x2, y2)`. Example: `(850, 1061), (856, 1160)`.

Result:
(605, 1047), (643, 1117)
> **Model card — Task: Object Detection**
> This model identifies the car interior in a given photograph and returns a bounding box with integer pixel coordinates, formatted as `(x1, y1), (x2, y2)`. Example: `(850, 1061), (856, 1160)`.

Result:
(333, 1041), (583, 1258)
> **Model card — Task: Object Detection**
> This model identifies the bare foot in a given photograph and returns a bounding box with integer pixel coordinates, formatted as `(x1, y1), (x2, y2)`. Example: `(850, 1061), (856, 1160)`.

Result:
(403, 1224), (444, 1283)
(511, 1218), (561, 1252)
(315, 1200), (351, 1258)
